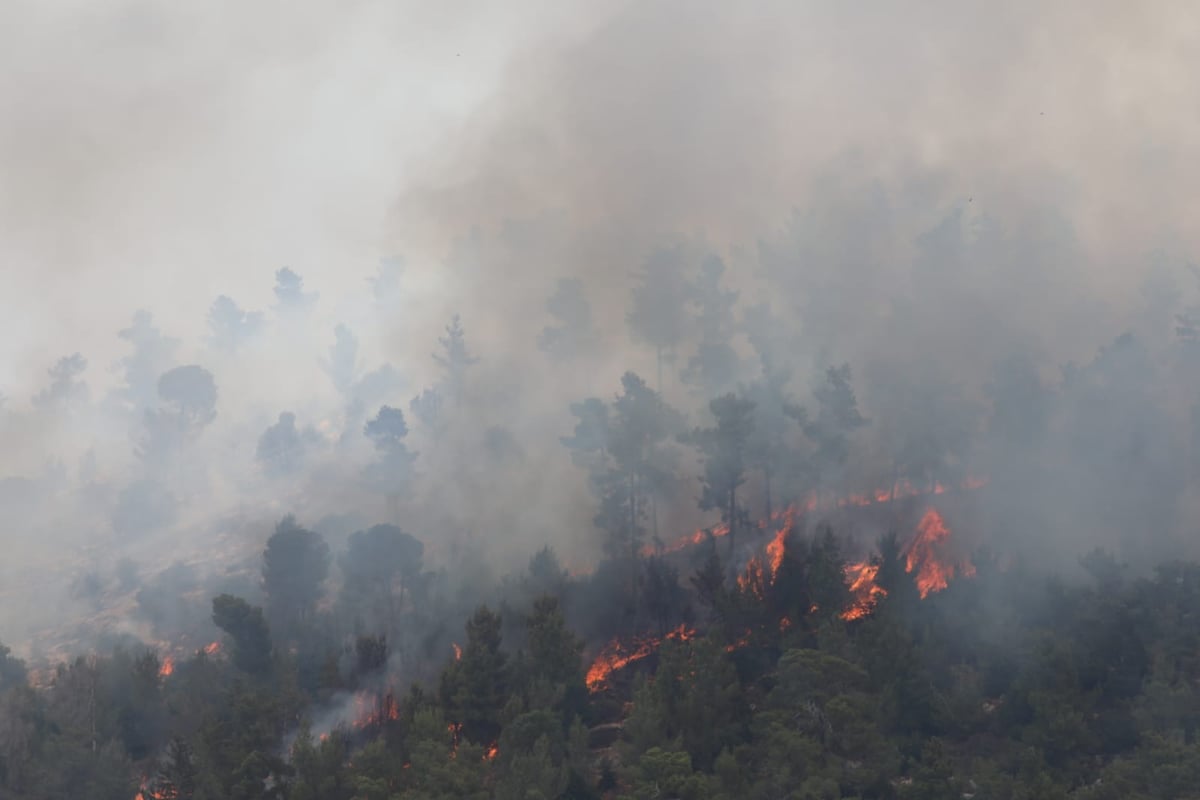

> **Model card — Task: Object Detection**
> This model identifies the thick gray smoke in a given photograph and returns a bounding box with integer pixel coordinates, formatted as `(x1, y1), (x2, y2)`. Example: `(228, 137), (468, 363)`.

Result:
(2, 0), (1200, 660)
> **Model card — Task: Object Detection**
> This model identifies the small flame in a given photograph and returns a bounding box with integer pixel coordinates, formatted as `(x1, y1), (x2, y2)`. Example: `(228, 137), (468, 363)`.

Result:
(484, 742), (499, 761)
(350, 690), (400, 730)
(157, 656), (174, 678)
(203, 641), (221, 656)
(452, 643), (462, 661)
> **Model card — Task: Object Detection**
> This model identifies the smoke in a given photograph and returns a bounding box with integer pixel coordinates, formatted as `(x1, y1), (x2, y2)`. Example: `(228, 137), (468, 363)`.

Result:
(3, 0), (1200, 658)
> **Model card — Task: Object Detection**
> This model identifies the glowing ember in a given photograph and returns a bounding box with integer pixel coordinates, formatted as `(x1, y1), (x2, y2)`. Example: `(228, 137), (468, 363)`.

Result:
(586, 624), (695, 691)
(452, 643), (462, 661)
(905, 508), (976, 598)
(351, 690), (400, 730)
(484, 742), (499, 761)
(157, 656), (174, 678)
(203, 641), (221, 655)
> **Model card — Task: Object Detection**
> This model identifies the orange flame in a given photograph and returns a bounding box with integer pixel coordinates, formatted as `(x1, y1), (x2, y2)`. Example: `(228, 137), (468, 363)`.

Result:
(484, 742), (499, 761)
(904, 508), (976, 598)
(157, 656), (174, 678)
(452, 643), (462, 661)
(839, 506), (976, 619)
(350, 689), (400, 730)
(203, 641), (221, 655)
(648, 477), (986, 556)
(585, 624), (695, 691)
(842, 561), (884, 620)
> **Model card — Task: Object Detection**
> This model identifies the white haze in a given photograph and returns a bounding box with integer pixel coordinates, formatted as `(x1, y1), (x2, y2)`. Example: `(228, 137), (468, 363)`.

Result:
(2, 0), (1200, 658)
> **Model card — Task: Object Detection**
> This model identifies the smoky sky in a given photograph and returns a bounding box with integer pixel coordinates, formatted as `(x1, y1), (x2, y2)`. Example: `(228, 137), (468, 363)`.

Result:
(3, 0), (1200, 655)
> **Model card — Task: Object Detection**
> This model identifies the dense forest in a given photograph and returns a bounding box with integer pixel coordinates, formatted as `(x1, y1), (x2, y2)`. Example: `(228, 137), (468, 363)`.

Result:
(4, 502), (1200, 799)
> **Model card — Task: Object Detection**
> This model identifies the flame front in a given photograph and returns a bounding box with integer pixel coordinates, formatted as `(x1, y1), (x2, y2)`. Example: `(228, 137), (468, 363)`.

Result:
(586, 624), (695, 691)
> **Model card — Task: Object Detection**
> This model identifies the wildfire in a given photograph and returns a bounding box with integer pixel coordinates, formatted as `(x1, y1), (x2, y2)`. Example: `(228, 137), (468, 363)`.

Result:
(351, 690), (400, 730)
(842, 562), (884, 621)
(157, 656), (174, 678)
(586, 624), (695, 691)
(838, 506), (976, 619)
(484, 743), (499, 761)
(203, 641), (221, 655)
(452, 643), (462, 661)
(134, 777), (171, 800)
(648, 477), (986, 556)
(763, 510), (792, 578)
(905, 508), (976, 598)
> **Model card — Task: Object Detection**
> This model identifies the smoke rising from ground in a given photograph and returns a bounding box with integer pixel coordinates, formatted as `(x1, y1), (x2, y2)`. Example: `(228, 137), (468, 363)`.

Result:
(2, 1), (1200, 658)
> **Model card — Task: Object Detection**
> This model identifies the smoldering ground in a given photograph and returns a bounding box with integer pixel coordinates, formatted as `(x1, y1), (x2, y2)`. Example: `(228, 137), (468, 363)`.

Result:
(3, 0), (1200, 659)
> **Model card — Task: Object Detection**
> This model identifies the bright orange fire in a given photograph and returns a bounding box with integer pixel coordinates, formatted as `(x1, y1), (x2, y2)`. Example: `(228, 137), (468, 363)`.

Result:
(838, 505), (976, 619)
(134, 776), (171, 800)
(586, 624), (695, 691)
(647, 477), (986, 557)
(905, 508), (976, 598)
(452, 643), (462, 661)
(157, 656), (174, 678)
(484, 742), (499, 761)
(842, 562), (884, 620)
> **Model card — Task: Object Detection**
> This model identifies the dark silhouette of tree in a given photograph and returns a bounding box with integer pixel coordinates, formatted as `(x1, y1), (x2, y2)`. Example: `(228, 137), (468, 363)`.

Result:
(796, 364), (866, 504)
(682, 255), (742, 398)
(153, 737), (198, 800)
(113, 311), (178, 414)
(139, 365), (218, 466)
(32, 353), (89, 412)
(686, 392), (755, 563)
(563, 373), (684, 599)
(369, 256), (404, 307)
(744, 368), (804, 519)
(440, 606), (509, 746)
(156, 365), (218, 432)
(273, 267), (317, 315)
(255, 411), (319, 477)
(628, 247), (692, 392)
(339, 524), (424, 631)
(538, 278), (597, 361)
(525, 594), (585, 700)
(433, 314), (478, 407)
(409, 387), (445, 438)
(261, 516), (330, 638)
(322, 324), (359, 396)
(211, 594), (273, 676)
(363, 405), (418, 521)
(206, 295), (264, 353)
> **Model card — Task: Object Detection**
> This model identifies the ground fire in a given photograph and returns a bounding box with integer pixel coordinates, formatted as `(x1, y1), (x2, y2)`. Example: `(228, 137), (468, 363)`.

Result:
(588, 493), (978, 690)
(585, 624), (696, 691)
